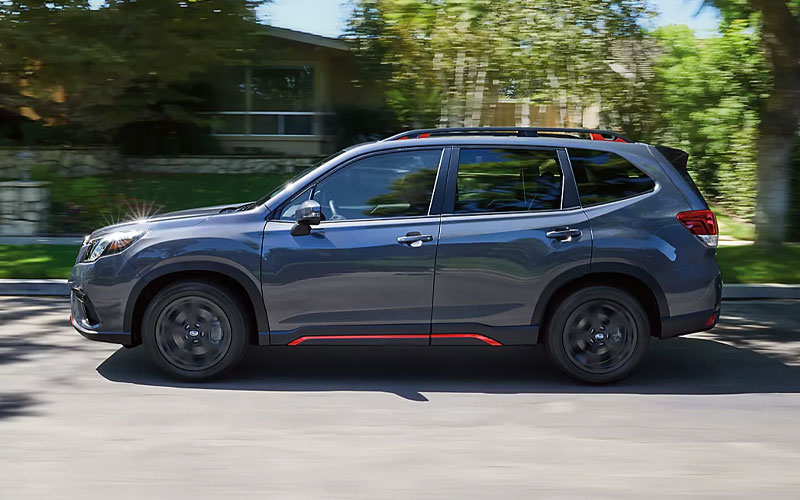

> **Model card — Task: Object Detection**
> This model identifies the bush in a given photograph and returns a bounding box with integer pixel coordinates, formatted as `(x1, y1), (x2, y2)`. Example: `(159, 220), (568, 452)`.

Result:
(789, 141), (800, 242)
(115, 121), (223, 156)
(329, 106), (400, 150)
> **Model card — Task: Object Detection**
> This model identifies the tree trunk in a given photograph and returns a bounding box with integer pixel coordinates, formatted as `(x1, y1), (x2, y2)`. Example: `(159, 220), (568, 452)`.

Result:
(752, 0), (800, 247)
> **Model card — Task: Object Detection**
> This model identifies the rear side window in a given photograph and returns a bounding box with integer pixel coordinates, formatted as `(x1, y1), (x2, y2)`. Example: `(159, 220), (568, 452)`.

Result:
(569, 149), (655, 207)
(455, 148), (562, 214)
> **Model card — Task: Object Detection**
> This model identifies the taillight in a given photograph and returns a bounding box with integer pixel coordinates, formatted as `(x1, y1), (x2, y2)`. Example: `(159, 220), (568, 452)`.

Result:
(677, 209), (718, 247)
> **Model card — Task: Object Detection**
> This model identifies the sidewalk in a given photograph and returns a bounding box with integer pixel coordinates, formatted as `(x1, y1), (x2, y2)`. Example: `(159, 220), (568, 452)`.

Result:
(1, 279), (798, 300)
(0, 236), (83, 245)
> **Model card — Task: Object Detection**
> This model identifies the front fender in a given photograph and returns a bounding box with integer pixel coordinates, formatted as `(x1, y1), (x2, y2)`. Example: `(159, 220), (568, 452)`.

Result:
(122, 258), (269, 336)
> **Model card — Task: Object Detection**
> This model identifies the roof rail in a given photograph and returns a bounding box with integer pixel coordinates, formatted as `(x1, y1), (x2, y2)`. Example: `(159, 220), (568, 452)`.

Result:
(384, 127), (632, 143)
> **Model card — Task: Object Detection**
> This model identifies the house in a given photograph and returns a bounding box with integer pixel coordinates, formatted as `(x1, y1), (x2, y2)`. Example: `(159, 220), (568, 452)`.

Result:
(203, 26), (373, 156)
(206, 26), (604, 156)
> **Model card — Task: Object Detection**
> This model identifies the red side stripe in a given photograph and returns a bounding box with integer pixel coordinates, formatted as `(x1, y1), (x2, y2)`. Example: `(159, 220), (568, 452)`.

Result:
(288, 333), (503, 346)
(432, 334), (502, 346)
(288, 334), (428, 346)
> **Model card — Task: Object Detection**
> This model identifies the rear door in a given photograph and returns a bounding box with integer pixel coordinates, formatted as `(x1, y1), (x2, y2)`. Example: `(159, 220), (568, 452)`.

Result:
(262, 147), (449, 346)
(431, 146), (592, 346)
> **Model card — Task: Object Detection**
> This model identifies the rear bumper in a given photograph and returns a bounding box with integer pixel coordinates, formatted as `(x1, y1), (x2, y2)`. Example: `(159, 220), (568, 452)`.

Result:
(660, 308), (719, 339)
(660, 270), (722, 339)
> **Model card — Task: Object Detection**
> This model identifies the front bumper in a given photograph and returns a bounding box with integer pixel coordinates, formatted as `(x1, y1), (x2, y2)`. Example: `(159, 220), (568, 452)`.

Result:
(68, 249), (140, 346)
(70, 290), (132, 345)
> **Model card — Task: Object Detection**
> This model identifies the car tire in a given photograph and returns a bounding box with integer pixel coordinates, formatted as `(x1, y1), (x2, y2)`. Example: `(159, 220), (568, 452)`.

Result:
(545, 286), (650, 384)
(142, 280), (249, 381)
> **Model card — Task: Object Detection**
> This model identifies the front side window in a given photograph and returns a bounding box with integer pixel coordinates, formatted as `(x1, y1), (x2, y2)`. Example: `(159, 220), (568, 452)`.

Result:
(569, 149), (655, 207)
(454, 148), (562, 214)
(281, 149), (443, 221)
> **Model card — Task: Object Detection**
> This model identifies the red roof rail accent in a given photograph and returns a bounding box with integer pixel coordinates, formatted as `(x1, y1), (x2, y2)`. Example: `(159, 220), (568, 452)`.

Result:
(384, 127), (632, 143)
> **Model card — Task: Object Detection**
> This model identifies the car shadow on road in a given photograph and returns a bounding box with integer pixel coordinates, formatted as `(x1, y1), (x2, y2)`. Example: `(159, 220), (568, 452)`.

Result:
(97, 334), (800, 401)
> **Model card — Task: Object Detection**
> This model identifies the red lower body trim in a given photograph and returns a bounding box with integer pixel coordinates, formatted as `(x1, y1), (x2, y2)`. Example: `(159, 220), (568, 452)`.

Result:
(288, 334), (427, 346)
(288, 333), (502, 346)
(432, 334), (502, 346)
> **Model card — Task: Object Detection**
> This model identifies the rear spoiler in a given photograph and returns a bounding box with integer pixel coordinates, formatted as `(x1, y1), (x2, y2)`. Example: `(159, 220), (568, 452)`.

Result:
(654, 145), (708, 209)
(655, 146), (689, 172)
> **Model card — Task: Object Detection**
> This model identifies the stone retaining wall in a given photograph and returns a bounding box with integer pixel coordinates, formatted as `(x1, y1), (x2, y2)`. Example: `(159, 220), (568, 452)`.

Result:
(125, 156), (318, 175)
(0, 148), (124, 177)
(0, 147), (320, 177)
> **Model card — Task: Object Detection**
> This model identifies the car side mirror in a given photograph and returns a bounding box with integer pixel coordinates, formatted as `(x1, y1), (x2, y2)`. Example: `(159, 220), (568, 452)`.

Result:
(291, 200), (322, 236)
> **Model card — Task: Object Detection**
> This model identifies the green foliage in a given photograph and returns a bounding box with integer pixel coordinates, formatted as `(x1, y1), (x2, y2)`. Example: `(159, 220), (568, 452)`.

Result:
(716, 243), (800, 283)
(0, 245), (79, 279)
(712, 204), (756, 241)
(25, 171), (292, 234)
(116, 121), (223, 155)
(0, 0), (269, 144)
(789, 141), (800, 241)
(347, 0), (651, 128)
(602, 22), (768, 220)
(329, 105), (400, 149)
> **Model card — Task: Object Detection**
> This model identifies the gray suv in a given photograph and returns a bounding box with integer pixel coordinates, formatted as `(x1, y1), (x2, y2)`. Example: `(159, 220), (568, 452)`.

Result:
(69, 127), (722, 384)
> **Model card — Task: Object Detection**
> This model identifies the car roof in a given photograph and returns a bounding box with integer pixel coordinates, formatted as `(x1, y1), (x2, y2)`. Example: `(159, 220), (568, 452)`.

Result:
(347, 135), (651, 155)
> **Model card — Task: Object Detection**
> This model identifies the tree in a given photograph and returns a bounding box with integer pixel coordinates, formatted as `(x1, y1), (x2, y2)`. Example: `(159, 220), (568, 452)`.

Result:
(347, 0), (650, 129)
(0, 0), (269, 142)
(602, 23), (768, 221)
(704, 0), (800, 246)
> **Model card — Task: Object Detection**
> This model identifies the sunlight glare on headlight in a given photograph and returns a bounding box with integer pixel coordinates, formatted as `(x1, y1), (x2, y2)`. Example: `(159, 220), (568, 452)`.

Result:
(85, 230), (145, 262)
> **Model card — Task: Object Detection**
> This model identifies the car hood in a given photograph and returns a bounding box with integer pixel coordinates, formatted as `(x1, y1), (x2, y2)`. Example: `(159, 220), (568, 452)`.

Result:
(86, 203), (244, 240)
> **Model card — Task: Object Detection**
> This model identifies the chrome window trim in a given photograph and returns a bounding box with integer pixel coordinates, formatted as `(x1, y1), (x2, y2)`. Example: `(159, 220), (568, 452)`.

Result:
(579, 182), (661, 211)
(439, 206), (586, 222)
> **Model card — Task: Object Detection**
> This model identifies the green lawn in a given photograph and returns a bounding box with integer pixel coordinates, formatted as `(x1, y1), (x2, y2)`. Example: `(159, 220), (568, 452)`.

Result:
(0, 245), (79, 279)
(716, 243), (800, 284)
(18, 171), (294, 234)
(712, 205), (755, 241)
(3, 243), (799, 284)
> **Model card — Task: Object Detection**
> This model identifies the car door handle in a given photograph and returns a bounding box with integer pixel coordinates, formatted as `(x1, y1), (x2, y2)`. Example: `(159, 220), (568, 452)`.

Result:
(546, 228), (582, 240)
(397, 232), (434, 247)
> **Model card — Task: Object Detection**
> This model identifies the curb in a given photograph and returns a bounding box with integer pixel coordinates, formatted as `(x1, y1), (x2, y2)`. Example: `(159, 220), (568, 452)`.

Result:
(0, 279), (70, 296)
(721, 284), (800, 300)
(1, 280), (799, 300)
(0, 236), (83, 245)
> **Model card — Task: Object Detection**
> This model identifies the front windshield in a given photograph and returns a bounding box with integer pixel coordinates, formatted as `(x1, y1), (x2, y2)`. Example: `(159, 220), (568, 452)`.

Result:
(255, 149), (349, 207)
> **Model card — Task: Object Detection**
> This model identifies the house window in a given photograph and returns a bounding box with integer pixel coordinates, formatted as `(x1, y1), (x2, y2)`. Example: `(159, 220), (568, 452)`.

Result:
(206, 66), (322, 136)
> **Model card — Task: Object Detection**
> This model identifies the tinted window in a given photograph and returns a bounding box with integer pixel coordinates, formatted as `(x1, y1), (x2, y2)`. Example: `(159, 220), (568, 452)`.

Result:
(454, 148), (562, 214)
(281, 149), (442, 221)
(569, 149), (655, 206)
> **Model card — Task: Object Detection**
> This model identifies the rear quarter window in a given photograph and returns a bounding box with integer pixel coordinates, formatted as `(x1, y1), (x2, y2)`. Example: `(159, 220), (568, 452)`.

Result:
(568, 149), (655, 207)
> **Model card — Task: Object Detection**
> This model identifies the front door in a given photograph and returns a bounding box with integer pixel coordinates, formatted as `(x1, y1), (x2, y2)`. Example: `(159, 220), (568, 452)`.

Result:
(262, 148), (448, 346)
(431, 147), (592, 346)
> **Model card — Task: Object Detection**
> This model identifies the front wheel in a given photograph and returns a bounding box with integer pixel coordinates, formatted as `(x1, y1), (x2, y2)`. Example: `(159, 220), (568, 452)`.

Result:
(545, 286), (650, 384)
(142, 281), (249, 381)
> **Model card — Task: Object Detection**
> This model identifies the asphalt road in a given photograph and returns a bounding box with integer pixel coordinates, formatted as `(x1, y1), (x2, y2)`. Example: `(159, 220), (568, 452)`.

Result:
(1, 297), (799, 499)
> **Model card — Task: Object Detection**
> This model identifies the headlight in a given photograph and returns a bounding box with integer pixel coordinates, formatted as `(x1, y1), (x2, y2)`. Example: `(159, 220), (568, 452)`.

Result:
(84, 230), (145, 262)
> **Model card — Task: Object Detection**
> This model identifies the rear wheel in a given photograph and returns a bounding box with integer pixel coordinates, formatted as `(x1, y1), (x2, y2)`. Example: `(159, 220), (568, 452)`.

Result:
(545, 286), (650, 384)
(142, 281), (249, 381)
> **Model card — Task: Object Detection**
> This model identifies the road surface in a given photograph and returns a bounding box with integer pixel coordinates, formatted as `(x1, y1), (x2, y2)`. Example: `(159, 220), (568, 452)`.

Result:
(1, 297), (799, 499)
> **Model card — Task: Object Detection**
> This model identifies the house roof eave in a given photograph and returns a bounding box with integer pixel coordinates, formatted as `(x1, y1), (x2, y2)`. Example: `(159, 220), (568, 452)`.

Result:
(263, 26), (349, 52)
